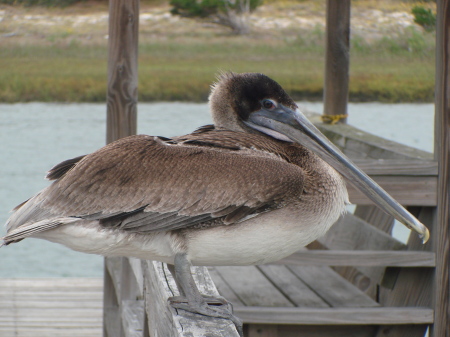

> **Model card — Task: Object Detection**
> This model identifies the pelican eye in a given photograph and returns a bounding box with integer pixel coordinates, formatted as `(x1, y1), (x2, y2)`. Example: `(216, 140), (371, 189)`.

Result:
(262, 99), (276, 110)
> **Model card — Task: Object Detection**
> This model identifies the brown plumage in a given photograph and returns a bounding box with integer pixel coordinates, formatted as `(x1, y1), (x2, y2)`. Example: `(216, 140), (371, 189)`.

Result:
(4, 73), (347, 253)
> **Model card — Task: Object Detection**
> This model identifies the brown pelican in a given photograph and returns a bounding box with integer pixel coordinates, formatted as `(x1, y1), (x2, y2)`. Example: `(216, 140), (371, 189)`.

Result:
(2, 72), (429, 335)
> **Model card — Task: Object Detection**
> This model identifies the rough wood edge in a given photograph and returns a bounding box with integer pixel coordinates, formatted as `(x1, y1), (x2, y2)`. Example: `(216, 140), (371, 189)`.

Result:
(347, 176), (437, 206)
(274, 251), (436, 267)
(432, 1), (450, 336)
(304, 112), (434, 160)
(235, 307), (434, 325)
(143, 261), (240, 337)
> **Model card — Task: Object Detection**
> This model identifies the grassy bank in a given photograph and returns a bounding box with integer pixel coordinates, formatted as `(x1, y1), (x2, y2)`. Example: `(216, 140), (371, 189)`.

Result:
(0, 1), (435, 103)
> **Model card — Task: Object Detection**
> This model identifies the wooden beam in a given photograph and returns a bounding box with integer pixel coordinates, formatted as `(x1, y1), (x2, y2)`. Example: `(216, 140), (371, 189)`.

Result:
(432, 0), (450, 336)
(274, 250), (436, 267)
(347, 176), (437, 206)
(103, 1), (140, 337)
(106, 0), (139, 144)
(323, 0), (350, 123)
(235, 307), (434, 325)
(351, 159), (437, 176)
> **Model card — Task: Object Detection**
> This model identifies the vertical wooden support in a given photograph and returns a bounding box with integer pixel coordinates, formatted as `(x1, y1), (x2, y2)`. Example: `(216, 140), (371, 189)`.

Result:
(106, 0), (139, 144)
(104, 1), (140, 336)
(432, 0), (450, 335)
(323, 0), (350, 124)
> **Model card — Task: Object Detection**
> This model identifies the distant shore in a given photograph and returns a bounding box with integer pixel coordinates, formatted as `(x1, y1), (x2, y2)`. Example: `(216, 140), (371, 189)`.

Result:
(0, 1), (435, 103)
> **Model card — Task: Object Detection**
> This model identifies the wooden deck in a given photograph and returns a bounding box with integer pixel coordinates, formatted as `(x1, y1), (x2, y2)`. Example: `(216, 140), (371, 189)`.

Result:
(1, 259), (434, 337)
(0, 278), (103, 337)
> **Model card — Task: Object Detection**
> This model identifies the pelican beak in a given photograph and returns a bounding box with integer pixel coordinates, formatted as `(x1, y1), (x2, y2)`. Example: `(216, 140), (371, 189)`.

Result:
(245, 104), (430, 244)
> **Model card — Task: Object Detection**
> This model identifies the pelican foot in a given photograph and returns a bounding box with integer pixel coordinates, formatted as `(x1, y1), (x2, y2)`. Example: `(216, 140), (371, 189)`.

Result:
(169, 295), (243, 337)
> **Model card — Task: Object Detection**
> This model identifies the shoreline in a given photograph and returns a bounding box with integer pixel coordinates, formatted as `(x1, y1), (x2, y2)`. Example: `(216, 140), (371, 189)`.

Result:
(0, 1), (436, 103)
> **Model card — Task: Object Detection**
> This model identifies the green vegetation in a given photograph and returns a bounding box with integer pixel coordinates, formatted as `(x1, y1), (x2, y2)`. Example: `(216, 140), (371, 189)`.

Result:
(170, 0), (262, 34)
(170, 0), (261, 18)
(412, 5), (436, 32)
(0, 36), (434, 103)
(0, 1), (436, 103)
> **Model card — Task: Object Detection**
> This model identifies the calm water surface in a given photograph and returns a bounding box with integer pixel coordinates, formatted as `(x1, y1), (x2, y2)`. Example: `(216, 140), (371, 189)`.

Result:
(0, 102), (434, 277)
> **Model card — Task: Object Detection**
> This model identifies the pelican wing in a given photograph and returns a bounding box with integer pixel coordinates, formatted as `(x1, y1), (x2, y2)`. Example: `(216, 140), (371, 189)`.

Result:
(5, 132), (305, 238)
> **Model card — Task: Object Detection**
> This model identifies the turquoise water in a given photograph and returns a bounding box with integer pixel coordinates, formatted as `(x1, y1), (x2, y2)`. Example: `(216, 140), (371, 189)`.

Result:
(0, 102), (434, 277)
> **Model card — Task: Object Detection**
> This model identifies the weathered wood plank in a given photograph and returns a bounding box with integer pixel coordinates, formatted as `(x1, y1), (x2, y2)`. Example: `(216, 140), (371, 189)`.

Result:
(207, 267), (245, 306)
(143, 261), (240, 337)
(432, 1), (450, 336)
(106, 0), (139, 143)
(0, 328), (101, 337)
(347, 176), (437, 206)
(309, 114), (434, 161)
(377, 207), (435, 337)
(247, 324), (278, 337)
(214, 266), (294, 307)
(248, 324), (377, 337)
(340, 206), (396, 299)
(320, 213), (404, 252)
(275, 250), (435, 267)
(287, 266), (378, 307)
(257, 264), (329, 308)
(354, 205), (395, 233)
(104, 0), (140, 335)
(0, 278), (103, 337)
(236, 307), (434, 325)
(119, 259), (146, 337)
(317, 211), (401, 297)
(323, 0), (350, 123)
(268, 324), (376, 337)
(351, 159), (438, 176)
(0, 300), (101, 309)
(104, 258), (124, 337)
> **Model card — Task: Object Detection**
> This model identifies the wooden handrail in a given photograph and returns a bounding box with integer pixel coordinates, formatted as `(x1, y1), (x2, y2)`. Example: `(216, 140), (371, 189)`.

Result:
(274, 250), (436, 267)
(235, 307), (434, 325)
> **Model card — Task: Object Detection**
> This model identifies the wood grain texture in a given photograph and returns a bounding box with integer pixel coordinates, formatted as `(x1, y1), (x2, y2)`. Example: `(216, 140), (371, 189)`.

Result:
(104, 1), (139, 336)
(275, 250), (435, 267)
(207, 267), (245, 307)
(235, 307), (434, 325)
(0, 278), (103, 337)
(287, 266), (378, 308)
(143, 261), (240, 337)
(317, 211), (401, 297)
(347, 176), (437, 206)
(354, 205), (394, 234)
(432, 1), (450, 335)
(257, 264), (329, 308)
(323, 0), (350, 122)
(106, 0), (139, 143)
(247, 324), (377, 337)
(213, 266), (294, 307)
(376, 207), (435, 337)
(311, 115), (434, 161)
(351, 159), (438, 176)
(350, 206), (396, 296)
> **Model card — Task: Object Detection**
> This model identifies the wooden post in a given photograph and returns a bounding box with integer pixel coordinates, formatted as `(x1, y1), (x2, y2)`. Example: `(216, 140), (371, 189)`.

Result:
(432, 0), (450, 335)
(323, 0), (350, 124)
(104, 1), (140, 336)
(106, 0), (139, 143)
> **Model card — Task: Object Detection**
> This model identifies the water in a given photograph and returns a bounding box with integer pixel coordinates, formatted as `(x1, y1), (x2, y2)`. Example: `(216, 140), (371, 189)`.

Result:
(0, 102), (434, 277)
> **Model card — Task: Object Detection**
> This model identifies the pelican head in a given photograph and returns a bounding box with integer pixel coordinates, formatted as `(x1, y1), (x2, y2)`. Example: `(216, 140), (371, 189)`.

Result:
(210, 72), (430, 243)
(209, 72), (297, 141)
